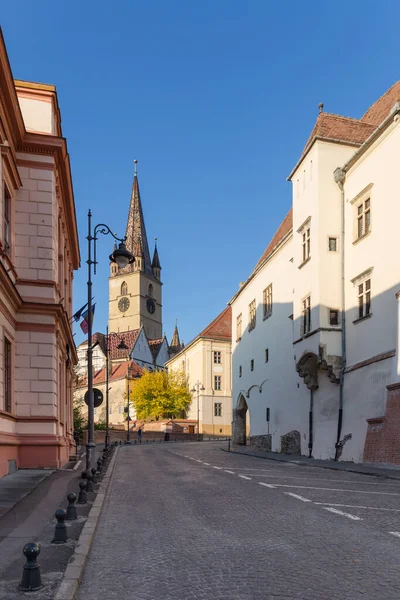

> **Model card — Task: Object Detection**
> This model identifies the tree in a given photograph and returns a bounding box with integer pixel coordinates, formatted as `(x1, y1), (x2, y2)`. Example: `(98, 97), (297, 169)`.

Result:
(73, 396), (87, 441)
(129, 369), (191, 420)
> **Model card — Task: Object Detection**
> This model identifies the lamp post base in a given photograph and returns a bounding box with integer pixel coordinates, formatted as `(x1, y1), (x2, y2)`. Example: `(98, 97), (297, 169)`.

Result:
(86, 441), (96, 471)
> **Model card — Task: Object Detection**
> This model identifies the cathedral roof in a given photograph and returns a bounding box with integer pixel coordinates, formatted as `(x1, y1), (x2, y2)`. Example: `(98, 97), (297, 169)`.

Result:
(148, 338), (164, 360)
(76, 359), (143, 388)
(170, 324), (181, 349)
(88, 329), (141, 361)
(122, 173), (153, 276)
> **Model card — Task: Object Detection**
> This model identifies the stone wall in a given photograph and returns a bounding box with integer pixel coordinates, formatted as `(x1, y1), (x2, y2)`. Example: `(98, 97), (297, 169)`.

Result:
(280, 430), (301, 455)
(250, 434), (271, 452)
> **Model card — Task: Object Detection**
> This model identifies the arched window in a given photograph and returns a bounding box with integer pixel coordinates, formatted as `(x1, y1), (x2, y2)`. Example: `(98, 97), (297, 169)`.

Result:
(148, 284), (153, 297)
(121, 281), (128, 296)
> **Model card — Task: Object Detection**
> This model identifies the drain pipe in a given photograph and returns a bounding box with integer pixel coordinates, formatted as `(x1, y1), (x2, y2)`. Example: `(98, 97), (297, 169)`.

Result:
(334, 167), (346, 461)
(308, 389), (314, 458)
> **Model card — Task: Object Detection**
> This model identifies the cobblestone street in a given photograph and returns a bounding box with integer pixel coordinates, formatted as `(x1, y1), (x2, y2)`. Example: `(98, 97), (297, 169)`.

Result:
(77, 442), (400, 600)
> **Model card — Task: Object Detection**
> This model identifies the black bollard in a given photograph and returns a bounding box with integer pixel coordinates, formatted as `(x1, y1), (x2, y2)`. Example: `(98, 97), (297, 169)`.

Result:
(52, 508), (67, 544)
(134, 439), (137, 445)
(77, 479), (87, 504)
(91, 467), (98, 484)
(97, 458), (102, 473)
(119, 440), (122, 445)
(66, 493), (77, 520)
(81, 470), (87, 481)
(95, 470), (101, 482)
(86, 470), (94, 493)
(20, 543), (42, 591)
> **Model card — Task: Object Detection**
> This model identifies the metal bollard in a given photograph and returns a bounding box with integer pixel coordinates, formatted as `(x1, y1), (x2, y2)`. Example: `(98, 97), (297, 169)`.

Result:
(86, 470), (94, 493)
(52, 508), (68, 544)
(77, 479), (87, 504)
(20, 542), (42, 591)
(97, 458), (103, 473)
(91, 467), (98, 484)
(66, 492), (77, 520)
(228, 438), (231, 452)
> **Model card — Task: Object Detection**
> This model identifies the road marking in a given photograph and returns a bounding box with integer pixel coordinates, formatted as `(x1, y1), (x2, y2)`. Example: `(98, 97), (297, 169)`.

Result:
(315, 502), (400, 512)
(284, 492), (312, 502)
(203, 462), (210, 465)
(225, 470), (235, 474)
(238, 474), (399, 486)
(323, 507), (362, 521)
(259, 482), (276, 488)
(261, 483), (400, 496)
(239, 475), (252, 480)
(212, 466), (222, 469)
(389, 532), (400, 538)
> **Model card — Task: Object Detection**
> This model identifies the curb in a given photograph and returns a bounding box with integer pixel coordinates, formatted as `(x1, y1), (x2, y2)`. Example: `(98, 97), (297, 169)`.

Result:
(220, 447), (400, 481)
(53, 448), (119, 600)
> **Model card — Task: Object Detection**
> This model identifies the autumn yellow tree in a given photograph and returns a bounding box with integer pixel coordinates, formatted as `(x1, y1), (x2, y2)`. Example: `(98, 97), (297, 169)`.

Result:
(129, 369), (191, 420)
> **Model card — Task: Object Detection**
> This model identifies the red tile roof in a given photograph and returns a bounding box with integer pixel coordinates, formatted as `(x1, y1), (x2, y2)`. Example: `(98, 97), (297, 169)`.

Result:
(148, 338), (163, 360)
(199, 306), (232, 341)
(77, 359), (143, 388)
(361, 81), (400, 126)
(253, 209), (293, 272)
(89, 329), (140, 361)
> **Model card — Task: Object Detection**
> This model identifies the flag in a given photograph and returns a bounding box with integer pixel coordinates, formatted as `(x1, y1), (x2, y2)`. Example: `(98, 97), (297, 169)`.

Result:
(72, 302), (88, 323)
(80, 304), (96, 334)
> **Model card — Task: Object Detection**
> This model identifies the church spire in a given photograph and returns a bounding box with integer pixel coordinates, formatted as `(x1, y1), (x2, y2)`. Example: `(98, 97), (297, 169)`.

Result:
(124, 161), (152, 275)
(152, 238), (161, 280)
(170, 319), (182, 349)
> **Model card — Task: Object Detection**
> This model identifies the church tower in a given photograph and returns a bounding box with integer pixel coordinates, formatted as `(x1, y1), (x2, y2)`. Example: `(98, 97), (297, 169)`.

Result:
(108, 164), (162, 339)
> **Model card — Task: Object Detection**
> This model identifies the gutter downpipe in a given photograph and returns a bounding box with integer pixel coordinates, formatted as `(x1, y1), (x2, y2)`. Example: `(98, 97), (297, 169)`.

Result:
(334, 167), (346, 461)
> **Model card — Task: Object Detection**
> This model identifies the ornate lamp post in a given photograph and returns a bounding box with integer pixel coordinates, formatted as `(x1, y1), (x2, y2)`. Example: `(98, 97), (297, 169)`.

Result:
(191, 381), (205, 441)
(85, 211), (134, 471)
(104, 328), (129, 449)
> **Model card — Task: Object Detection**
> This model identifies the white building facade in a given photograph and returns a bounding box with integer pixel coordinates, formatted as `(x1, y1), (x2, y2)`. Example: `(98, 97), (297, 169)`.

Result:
(231, 82), (400, 463)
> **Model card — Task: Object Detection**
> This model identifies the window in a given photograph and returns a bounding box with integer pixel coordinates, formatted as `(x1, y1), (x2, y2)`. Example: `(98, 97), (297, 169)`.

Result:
(357, 198), (371, 240)
(248, 300), (256, 331)
(4, 184), (11, 256)
(236, 313), (242, 341)
(328, 237), (338, 252)
(118, 406), (122, 414)
(265, 348), (269, 363)
(302, 296), (311, 334)
(214, 375), (221, 391)
(302, 227), (311, 262)
(121, 281), (128, 296)
(213, 351), (221, 364)
(214, 402), (222, 417)
(250, 359), (254, 371)
(357, 279), (371, 319)
(4, 338), (11, 412)
(148, 284), (153, 297)
(329, 309), (339, 326)
(239, 365), (242, 377)
(263, 284), (273, 319)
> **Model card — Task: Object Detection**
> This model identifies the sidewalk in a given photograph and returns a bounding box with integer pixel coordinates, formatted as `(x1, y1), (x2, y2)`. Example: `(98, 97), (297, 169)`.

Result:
(225, 444), (400, 480)
(0, 469), (52, 519)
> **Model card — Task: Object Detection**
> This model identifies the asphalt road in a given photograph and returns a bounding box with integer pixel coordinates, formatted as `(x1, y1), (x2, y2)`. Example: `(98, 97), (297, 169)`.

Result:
(77, 442), (400, 600)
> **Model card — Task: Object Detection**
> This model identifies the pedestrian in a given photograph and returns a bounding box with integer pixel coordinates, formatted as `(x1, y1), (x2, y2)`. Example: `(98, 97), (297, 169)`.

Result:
(138, 427), (142, 443)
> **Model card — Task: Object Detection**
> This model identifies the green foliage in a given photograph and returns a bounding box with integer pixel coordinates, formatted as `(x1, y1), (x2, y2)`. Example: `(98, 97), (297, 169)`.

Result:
(94, 420), (107, 430)
(129, 369), (191, 420)
(73, 396), (87, 439)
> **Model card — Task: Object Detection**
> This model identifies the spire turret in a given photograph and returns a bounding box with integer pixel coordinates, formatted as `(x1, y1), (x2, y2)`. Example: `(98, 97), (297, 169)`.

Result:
(123, 162), (152, 276)
(170, 319), (183, 354)
(152, 238), (161, 279)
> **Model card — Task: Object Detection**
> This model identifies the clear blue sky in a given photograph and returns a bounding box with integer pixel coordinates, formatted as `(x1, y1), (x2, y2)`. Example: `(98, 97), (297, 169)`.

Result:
(2, 1), (399, 346)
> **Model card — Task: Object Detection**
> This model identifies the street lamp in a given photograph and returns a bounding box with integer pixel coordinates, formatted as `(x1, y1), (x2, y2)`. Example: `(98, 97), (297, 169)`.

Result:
(85, 210), (134, 471)
(104, 328), (128, 450)
(191, 381), (205, 441)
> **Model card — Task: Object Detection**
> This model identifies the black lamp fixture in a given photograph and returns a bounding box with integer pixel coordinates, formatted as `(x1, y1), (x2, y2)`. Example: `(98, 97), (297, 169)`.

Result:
(117, 338), (129, 351)
(109, 242), (135, 270)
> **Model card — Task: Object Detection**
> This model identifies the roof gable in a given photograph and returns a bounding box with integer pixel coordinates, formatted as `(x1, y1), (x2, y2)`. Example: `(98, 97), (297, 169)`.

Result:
(253, 209), (292, 272)
(199, 306), (232, 341)
(361, 81), (400, 126)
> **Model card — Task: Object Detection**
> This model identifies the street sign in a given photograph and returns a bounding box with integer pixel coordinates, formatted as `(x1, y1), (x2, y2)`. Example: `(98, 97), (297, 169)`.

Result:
(84, 388), (104, 408)
(126, 416), (132, 421)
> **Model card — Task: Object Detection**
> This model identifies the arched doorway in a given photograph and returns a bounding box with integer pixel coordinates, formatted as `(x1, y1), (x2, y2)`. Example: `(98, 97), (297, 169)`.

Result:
(233, 393), (249, 446)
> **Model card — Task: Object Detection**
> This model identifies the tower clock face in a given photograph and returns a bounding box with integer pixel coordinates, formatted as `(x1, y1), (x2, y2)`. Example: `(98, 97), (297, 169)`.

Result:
(118, 296), (130, 313)
(146, 298), (155, 314)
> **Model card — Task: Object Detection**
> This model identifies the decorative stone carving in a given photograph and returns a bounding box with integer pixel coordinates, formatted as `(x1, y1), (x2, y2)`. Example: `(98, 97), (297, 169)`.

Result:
(296, 352), (319, 390)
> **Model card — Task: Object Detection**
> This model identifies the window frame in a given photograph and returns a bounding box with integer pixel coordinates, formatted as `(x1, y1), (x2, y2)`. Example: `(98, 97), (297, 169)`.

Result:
(214, 375), (221, 391)
(3, 182), (11, 257)
(248, 299), (256, 331)
(328, 236), (338, 252)
(239, 365), (242, 378)
(4, 336), (12, 413)
(351, 268), (373, 323)
(301, 295), (311, 335)
(263, 284), (273, 320)
(236, 313), (242, 342)
(121, 281), (128, 296)
(213, 351), (221, 364)
(265, 348), (269, 363)
(214, 402), (222, 417)
(329, 309), (340, 326)
(250, 359), (254, 372)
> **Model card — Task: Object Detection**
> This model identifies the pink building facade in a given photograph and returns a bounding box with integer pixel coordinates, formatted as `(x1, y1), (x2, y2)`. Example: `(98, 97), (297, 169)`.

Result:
(0, 31), (80, 477)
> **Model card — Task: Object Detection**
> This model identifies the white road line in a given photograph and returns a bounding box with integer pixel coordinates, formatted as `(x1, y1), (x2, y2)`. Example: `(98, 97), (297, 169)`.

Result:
(259, 482), (276, 488)
(238, 474), (398, 486)
(315, 502), (400, 512)
(323, 507), (362, 521)
(203, 462), (210, 465)
(389, 531), (400, 538)
(196, 460), (202, 462)
(284, 492), (312, 502)
(263, 483), (400, 496)
(239, 475), (252, 480)
(212, 466), (222, 469)
(225, 470), (235, 474)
